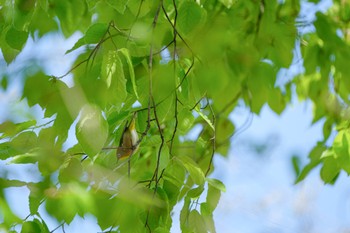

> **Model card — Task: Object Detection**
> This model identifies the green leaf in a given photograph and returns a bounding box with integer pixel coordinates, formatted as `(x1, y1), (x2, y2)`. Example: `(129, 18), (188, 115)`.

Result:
(332, 131), (350, 174)
(291, 155), (301, 177)
(0, 120), (36, 139)
(200, 203), (216, 233)
(28, 181), (49, 215)
(1, 131), (39, 162)
(76, 105), (108, 157)
(321, 156), (340, 184)
(58, 158), (83, 183)
(219, 0), (235, 9)
(154, 227), (170, 233)
(21, 221), (41, 233)
(178, 1), (206, 35)
(118, 48), (139, 99)
(163, 162), (186, 188)
(187, 185), (204, 198)
(66, 23), (108, 53)
(178, 109), (195, 134)
(101, 50), (127, 107)
(195, 108), (214, 131)
(0, 178), (27, 188)
(188, 210), (207, 233)
(29, 6), (58, 36)
(33, 218), (50, 233)
(180, 196), (191, 232)
(296, 144), (325, 183)
(46, 184), (94, 224)
(49, 0), (89, 37)
(206, 178), (226, 192)
(1, 75), (8, 90)
(106, 0), (128, 14)
(5, 27), (28, 50)
(177, 156), (205, 185)
(10, 150), (39, 164)
(206, 181), (221, 213)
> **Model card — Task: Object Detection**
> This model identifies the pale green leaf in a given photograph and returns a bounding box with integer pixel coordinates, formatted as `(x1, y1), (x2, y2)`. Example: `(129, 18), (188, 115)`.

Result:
(101, 50), (127, 107)
(118, 48), (139, 99)
(187, 185), (204, 198)
(10, 150), (39, 164)
(0, 120), (37, 139)
(206, 181), (221, 213)
(206, 178), (226, 192)
(188, 210), (207, 233)
(195, 108), (214, 131)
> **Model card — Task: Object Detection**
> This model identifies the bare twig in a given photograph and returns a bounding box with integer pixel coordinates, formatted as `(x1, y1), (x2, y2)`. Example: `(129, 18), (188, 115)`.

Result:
(205, 98), (216, 176)
(144, 0), (165, 229)
(50, 222), (65, 233)
(169, 0), (179, 156)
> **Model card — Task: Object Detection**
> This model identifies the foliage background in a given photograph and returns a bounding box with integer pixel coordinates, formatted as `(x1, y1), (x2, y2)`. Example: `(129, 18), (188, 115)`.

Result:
(1, 0), (350, 232)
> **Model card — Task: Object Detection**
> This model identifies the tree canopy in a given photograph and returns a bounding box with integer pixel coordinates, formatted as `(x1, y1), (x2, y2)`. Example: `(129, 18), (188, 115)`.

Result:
(0, 0), (349, 232)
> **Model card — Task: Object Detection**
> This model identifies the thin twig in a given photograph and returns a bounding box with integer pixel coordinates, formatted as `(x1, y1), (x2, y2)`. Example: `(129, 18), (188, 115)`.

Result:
(50, 222), (65, 233)
(126, 0), (145, 44)
(169, 0), (179, 156)
(205, 98), (216, 176)
(144, 0), (164, 229)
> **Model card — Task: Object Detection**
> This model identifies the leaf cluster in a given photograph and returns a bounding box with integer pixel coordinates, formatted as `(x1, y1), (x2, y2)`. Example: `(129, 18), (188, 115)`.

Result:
(1, 0), (346, 232)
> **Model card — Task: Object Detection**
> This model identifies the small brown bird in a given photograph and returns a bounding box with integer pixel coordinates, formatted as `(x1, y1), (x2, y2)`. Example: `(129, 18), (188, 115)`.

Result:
(117, 114), (139, 160)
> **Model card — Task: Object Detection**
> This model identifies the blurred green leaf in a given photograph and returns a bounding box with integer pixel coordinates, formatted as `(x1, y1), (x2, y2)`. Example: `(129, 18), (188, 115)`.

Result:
(21, 221), (41, 233)
(0, 120), (36, 139)
(206, 181), (221, 213)
(76, 105), (108, 157)
(178, 1), (206, 36)
(188, 210), (207, 233)
(321, 156), (340, 184)
(106, 0), (128, 14)
(66, 23), (108, 53)
(5, 26), (28, 50)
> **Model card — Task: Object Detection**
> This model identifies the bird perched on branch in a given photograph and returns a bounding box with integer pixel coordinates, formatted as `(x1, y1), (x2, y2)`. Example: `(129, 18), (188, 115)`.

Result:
(117, 113), (139, 160)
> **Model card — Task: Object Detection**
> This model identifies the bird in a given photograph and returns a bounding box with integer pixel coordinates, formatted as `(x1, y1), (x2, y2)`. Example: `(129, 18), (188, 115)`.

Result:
(117, 113), (139, 160)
